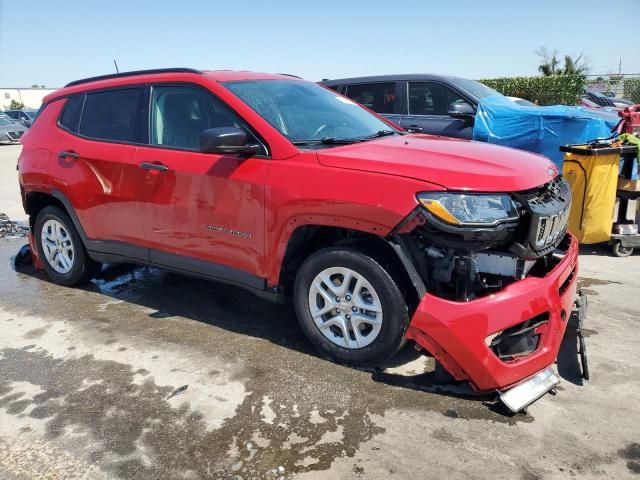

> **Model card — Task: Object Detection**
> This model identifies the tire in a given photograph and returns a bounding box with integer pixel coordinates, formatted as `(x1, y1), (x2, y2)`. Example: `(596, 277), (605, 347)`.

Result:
(34, 206), (101, 285)
(612, 240), (633, 257)
(293, 246), (410, 367)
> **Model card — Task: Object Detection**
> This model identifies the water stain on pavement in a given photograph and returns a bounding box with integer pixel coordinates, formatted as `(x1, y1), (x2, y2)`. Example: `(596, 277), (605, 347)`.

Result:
(0, 242), (537, 478)
(619, 443), (640, 474)
(578, 276), (622, 296)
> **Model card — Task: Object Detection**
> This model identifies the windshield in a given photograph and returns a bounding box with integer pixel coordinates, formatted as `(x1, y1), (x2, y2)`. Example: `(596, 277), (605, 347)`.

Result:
(0, 117), (14, 125)
(223, 80), (398, 145)
(452, 78), (501, 100)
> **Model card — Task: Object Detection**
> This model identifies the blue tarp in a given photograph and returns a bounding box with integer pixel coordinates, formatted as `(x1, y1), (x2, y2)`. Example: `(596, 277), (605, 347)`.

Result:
(473, 95), (620, 168)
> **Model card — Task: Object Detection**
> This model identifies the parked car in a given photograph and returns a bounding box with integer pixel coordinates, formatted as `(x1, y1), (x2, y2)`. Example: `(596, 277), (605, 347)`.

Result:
(507, 96), (538, 107)
(323, 74), (618, 166)
(321, 74), (504, 138)
(0, 115), (27, 144)
(4, 108), (39, 127)
(581, 90), (618, 109)
(19, 68), (579, 410)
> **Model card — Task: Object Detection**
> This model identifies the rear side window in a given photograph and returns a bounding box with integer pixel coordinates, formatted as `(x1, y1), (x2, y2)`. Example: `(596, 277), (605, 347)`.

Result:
(344, 82), (396, 114)
(79, 88), (143, 142)
(59, 96), (84, 132)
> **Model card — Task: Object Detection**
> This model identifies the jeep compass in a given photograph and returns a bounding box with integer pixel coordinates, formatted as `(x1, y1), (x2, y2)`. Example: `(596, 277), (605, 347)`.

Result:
(18, 68), (578, 410)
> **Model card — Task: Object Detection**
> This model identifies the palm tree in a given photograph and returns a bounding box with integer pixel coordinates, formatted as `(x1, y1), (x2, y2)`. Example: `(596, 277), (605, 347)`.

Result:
(537, 47), (589, 76)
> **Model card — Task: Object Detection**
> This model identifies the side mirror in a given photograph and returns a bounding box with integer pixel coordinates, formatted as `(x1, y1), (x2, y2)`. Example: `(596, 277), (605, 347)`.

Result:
(448, 102), (475, 119)
(198, 127), (259, 155)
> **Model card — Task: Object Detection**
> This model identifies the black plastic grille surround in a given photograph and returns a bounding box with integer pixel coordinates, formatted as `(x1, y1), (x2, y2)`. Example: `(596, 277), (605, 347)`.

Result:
(513, 176), (572, 258)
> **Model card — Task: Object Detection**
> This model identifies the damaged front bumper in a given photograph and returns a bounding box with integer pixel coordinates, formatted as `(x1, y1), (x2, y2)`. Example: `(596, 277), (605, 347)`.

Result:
(405, 232), (579, 394)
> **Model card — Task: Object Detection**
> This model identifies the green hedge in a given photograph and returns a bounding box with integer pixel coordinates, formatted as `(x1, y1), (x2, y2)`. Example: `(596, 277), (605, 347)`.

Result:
(623, 78), (640, 103)
(479, 75), (586, 106)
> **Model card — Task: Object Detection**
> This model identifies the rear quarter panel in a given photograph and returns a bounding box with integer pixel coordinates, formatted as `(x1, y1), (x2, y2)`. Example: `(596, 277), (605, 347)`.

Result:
(19, 100), (66, 203)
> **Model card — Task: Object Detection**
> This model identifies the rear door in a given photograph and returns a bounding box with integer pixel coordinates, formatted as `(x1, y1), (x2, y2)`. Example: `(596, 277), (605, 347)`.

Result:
(343, 82), (403, 127)
(134, 83), (269, 283)
(400, 81), (474, 138)
(54, 87), (147, 248)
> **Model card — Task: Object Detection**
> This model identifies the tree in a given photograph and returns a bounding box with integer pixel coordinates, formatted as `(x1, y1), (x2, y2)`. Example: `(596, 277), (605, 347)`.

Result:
(536, 47), (589, 76)
(8, 100), (24, 110)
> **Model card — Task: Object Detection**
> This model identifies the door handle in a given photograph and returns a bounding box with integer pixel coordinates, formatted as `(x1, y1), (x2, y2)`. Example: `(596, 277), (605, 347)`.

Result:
(59, 150), (80, 159)
(405, 126), (423, 133)
(140, 162), (169, 172)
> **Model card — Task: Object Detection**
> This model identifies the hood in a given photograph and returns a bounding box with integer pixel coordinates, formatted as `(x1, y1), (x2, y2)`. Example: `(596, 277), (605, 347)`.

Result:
(317, 135), (557, 192)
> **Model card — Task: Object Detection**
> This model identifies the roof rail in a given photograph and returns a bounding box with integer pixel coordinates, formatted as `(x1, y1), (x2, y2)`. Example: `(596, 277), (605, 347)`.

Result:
(65, 68), (203, 87)
(276, 73), (303, 79)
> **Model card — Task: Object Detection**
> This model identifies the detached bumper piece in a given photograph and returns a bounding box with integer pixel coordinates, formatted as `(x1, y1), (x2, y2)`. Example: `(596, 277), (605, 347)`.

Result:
(570, 289), (589, 380)
(499, 367), (560, 413)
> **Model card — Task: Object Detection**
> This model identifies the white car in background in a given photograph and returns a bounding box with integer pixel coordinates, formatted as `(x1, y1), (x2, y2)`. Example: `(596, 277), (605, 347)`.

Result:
(507, 96), (538, 107)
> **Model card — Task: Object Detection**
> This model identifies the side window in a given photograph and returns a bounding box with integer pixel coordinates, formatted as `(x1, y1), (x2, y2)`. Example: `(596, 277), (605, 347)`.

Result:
(408, 82), (467, 116)
(59, 95), (84, 132)
(79, 88), (144, 142)
(149, 85), (265, 153)
(344, 82), (396, 114)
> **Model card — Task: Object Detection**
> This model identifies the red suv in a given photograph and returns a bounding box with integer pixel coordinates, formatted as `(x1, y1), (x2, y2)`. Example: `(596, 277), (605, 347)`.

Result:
(18, 68), (578, 411)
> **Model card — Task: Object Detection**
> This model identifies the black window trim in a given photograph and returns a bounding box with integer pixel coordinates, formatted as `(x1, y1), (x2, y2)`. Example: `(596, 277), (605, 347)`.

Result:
(405, 80), (476, 117)
(56, 84), (146, 145)
(55, 82), (271, 158)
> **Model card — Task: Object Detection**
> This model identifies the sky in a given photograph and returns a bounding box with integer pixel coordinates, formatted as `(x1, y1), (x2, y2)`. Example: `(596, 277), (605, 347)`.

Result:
(0, 0), (638, 88)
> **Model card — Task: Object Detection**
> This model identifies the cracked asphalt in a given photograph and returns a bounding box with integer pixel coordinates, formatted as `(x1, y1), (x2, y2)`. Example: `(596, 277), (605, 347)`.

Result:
(1, 145), (639, 479)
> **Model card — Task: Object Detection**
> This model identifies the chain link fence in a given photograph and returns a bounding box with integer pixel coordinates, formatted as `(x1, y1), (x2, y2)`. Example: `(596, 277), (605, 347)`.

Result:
(585, 74), (640, 102)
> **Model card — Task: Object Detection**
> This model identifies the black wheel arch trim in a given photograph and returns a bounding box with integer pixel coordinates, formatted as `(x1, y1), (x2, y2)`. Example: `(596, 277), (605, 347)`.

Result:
(47, 189), (273, 299)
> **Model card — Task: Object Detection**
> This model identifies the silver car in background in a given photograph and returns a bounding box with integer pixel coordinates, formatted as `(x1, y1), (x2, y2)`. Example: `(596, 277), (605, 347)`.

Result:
(0, 115), (27, 144)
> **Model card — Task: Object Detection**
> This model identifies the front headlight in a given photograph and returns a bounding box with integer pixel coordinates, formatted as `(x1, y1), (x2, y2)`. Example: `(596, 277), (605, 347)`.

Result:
(418, 192), (519, 226)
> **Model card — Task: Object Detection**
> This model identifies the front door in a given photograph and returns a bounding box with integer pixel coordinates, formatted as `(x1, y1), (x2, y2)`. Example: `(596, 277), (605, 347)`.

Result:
(400, 81), (474, 139)
(135, 84), (269, 284)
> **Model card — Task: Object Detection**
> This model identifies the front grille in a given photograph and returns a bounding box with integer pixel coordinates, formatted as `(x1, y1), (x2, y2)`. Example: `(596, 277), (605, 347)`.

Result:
(516, 176), (572, 257)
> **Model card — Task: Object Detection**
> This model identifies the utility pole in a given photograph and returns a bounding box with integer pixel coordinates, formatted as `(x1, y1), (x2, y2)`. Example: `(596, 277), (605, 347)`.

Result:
(618, 57), (622, 75)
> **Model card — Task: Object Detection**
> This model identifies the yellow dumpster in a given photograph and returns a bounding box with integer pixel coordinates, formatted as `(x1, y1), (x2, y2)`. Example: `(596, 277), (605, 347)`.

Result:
(561, 145), (620, 244)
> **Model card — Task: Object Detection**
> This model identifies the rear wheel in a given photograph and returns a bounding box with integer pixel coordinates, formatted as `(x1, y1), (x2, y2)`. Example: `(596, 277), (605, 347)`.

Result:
(294, 247), (409, 366)
(34, 206), (101, 285)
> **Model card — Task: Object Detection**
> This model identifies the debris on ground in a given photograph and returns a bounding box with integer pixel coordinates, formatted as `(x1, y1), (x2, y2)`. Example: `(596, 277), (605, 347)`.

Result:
(13, 244), (33, 268)
(0, 213), (29, 239)
(166, 384), (189, 399)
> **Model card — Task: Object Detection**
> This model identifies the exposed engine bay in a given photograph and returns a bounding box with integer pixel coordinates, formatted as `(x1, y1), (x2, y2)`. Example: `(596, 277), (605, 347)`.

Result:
(392, 176), (572, 302)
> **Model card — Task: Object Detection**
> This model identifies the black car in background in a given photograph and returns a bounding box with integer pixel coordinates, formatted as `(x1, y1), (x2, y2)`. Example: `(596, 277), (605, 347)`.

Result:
(321, 74), (503, 139)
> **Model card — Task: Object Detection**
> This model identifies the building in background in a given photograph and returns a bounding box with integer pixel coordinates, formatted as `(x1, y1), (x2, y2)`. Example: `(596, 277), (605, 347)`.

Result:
(0, 88), (57, 109)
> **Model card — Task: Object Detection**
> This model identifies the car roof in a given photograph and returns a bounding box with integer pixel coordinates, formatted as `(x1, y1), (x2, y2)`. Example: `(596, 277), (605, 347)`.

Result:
(44, 68), (304, 104)
(321, 74), (465, 85)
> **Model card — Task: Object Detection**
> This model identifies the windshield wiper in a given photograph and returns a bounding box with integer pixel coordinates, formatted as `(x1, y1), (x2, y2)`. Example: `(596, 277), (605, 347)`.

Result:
(292, 137), (360, 146)
(363, 129), (403, 140)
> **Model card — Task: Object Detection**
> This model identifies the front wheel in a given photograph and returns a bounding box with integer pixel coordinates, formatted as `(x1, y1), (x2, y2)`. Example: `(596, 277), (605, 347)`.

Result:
(293, 247), (409, 366)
